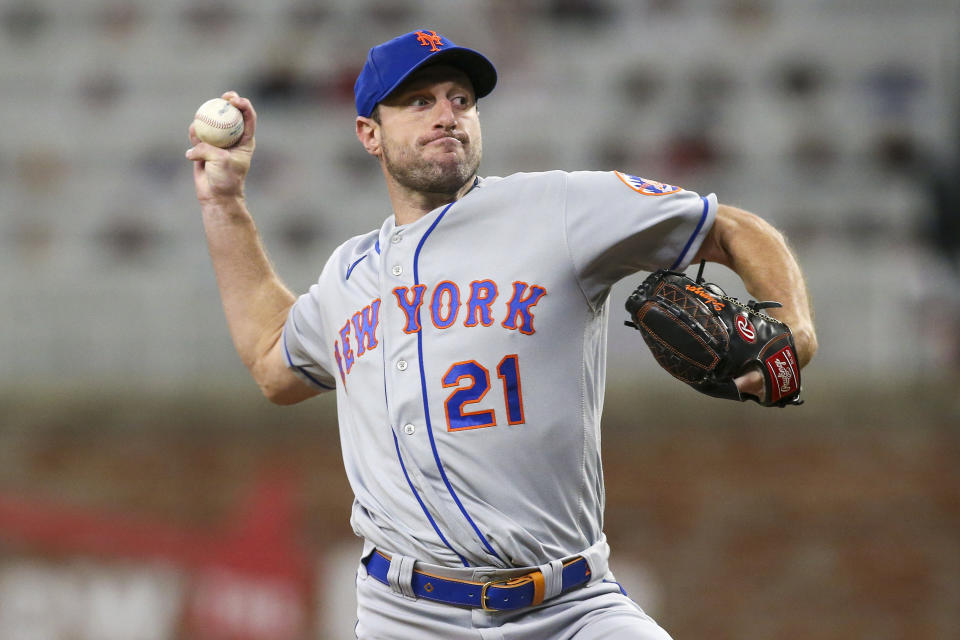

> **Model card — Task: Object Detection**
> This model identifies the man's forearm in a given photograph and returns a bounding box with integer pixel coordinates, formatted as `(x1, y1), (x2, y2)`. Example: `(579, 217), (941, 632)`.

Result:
(699, 205), (818, 368)
(201, 196), (295, 373)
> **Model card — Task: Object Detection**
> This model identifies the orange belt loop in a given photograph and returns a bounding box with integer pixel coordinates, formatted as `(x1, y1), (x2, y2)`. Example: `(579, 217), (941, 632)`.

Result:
(531, 570), (546, 606)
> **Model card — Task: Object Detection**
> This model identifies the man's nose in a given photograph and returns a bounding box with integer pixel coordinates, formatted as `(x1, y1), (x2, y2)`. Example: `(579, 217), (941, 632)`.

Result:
(433, 99), (457, 128)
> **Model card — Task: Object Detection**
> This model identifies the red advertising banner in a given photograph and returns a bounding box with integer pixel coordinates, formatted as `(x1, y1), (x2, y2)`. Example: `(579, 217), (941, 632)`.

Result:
(0, 473), (317, 640)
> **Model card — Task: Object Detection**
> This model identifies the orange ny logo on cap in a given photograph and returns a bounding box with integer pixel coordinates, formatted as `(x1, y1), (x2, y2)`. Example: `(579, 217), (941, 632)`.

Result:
(416, 30), (444, 52)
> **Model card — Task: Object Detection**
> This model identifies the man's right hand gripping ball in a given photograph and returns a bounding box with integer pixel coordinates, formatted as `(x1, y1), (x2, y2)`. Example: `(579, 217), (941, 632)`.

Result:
(625, 264), (803, 407)
(186, 91), (256, 204)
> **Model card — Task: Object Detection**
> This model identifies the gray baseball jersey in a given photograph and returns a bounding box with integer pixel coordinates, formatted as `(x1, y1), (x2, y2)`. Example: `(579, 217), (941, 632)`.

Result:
(282, 169), (716, 571)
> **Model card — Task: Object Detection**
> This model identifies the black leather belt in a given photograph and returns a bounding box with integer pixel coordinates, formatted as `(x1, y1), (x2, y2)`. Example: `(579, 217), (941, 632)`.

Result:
(364, 550), (592, 611)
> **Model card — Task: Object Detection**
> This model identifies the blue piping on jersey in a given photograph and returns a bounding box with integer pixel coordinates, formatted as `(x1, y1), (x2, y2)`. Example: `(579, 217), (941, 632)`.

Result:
(375, 239), (381, 255)
(392, 432), (470, 567)
(670, 196), (711, 271)
(382, 340), (467, 566)
(412, 202), (506, 564)
(281, 326), (336, 390)
(345, 254), (367, 281)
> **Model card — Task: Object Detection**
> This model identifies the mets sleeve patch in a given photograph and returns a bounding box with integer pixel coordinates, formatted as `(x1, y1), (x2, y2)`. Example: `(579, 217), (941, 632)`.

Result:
(614, 170), (682, 196)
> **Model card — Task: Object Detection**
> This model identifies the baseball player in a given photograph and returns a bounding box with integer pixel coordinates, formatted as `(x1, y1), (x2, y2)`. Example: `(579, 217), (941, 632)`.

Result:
(186, 29), (816, 639)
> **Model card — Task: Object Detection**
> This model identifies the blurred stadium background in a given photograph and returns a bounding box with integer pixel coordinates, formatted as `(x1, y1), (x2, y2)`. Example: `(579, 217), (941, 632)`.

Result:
(1, 0), (958, 638)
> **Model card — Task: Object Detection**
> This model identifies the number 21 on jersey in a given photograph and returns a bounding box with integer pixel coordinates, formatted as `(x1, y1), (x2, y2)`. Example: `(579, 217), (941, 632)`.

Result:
(442, 355), (525, 431)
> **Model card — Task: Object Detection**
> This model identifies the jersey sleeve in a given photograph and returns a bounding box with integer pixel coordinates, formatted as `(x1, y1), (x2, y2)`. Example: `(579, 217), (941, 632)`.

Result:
(281, 256), (339, 393)
(563, 170), (717, 304)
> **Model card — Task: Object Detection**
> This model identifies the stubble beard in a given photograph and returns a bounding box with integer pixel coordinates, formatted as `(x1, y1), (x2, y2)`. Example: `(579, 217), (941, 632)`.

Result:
(381, 134), (482, 197)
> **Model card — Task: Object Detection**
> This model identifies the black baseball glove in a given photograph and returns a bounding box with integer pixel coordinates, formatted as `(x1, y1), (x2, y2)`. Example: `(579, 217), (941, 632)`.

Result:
(624, 262), (802, 407)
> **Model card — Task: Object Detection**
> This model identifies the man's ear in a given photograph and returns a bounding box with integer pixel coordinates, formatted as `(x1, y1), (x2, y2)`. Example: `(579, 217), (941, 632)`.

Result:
(356, 117), (381, 157)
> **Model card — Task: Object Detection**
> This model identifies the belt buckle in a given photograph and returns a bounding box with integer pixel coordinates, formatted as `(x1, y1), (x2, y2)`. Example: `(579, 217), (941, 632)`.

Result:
(480, 577), (514, 611)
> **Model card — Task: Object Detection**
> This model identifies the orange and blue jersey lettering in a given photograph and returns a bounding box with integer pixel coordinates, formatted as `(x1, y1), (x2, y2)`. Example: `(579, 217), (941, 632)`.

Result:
(465, 280), (498, 327)
(502, 282), (547, 334)
(352, 299), (381, 356)
(339, 321), (355, 374)
(431, 281), (461, 329)
(393, 285), (427, 333)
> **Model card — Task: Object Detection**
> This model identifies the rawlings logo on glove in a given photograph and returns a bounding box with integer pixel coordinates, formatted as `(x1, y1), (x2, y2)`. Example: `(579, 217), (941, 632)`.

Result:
(624, 262), (803, 407)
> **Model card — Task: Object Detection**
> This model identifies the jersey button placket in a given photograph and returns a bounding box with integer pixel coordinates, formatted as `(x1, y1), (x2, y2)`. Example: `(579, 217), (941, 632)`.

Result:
(381, 227), (422, 450)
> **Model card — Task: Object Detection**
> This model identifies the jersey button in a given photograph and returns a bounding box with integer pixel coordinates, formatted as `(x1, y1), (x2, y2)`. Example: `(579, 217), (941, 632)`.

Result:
(403, 424), (416, 435)
(391, 232), (403, 244)
(396, 360), (408, 371)
(391, 265), (403, 276)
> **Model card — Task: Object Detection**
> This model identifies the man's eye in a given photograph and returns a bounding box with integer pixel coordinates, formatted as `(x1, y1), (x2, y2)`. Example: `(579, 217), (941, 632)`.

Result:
(410, 97), (429, 107)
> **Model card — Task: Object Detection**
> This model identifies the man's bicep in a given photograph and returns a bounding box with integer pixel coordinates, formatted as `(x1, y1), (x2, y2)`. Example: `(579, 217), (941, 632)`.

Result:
(692, 220), (728, 266)
(692, 204), (747, 267)
(256, 338), (327, 405)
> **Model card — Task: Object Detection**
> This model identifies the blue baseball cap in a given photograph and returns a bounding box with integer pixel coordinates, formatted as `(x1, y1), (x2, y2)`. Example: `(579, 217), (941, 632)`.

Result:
(354, 29), (497, 118)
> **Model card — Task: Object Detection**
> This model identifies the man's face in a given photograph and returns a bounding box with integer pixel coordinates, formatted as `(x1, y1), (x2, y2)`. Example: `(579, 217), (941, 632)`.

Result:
(374, 65), (482, 196)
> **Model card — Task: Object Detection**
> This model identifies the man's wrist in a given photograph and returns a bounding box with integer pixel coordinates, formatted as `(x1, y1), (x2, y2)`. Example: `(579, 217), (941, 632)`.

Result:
(200, 195), (250, 221)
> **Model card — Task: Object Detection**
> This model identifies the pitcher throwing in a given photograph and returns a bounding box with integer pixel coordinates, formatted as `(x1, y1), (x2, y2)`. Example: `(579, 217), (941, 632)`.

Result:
(186, 29), (817, 639)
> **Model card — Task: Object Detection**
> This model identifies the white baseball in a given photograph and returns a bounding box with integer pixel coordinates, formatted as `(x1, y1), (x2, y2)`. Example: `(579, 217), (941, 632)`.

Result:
(193, 98), (244, 148)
